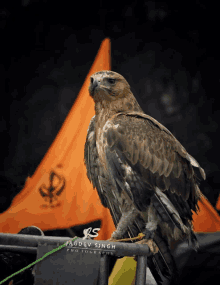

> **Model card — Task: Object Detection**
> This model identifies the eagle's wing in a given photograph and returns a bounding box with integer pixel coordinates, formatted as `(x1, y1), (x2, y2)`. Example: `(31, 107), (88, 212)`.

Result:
(84, 115), (108, 208)
(84, 115), (143, 235)
(102, 112), (205, 220)
(85, 115), (129, 230)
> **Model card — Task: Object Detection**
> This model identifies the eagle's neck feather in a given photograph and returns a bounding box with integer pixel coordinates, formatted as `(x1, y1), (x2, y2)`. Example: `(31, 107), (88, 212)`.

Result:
(94, 92), (143, 127)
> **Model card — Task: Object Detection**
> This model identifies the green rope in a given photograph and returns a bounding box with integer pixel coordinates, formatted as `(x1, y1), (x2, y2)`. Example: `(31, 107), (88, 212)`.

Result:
(0, 236), (79, 284)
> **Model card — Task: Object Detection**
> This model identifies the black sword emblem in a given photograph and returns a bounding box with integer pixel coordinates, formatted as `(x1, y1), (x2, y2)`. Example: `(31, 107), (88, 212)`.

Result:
(39, 171), (65, 204)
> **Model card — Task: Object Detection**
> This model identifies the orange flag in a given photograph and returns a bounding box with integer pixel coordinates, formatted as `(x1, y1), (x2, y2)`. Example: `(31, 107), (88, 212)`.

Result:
(0, 38), (115, 240)
(193, 195), (220, 232)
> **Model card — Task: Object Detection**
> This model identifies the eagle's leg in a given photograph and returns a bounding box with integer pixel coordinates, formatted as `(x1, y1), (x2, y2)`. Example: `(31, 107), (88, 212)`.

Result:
(108, 206), (139, 242)
(142, 221), (157, 239)
(136, 203), (159, 254)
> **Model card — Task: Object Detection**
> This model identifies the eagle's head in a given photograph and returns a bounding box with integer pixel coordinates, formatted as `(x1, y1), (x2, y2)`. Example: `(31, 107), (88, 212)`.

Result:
(89, 71), (131, 102)
(89, 70), (143, 116)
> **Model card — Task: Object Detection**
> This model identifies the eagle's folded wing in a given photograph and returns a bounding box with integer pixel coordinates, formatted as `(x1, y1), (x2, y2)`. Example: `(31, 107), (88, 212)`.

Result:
(103, 112), (205, 218)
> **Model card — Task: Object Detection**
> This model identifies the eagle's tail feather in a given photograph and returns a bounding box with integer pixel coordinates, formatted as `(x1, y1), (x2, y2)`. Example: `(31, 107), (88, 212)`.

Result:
(130, 217), (179, 285)
(152, 227), (179, 284)
(153, 188), (190, 236)
(190, 228), (199, 251)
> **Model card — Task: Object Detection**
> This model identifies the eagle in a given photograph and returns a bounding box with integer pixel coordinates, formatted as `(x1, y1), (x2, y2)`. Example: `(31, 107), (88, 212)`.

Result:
(84, 70), (206, 283)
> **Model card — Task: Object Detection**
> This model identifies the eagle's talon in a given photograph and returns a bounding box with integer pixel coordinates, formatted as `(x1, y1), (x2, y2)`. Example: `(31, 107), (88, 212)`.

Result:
(136, 238), (159, 255)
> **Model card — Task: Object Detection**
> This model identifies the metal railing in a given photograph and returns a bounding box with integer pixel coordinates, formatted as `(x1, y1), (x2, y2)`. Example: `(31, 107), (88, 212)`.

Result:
(0, 233), (151, 285)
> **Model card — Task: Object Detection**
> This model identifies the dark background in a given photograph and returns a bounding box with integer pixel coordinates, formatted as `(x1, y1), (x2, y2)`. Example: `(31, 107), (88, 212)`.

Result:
(0, 0), (219, 214)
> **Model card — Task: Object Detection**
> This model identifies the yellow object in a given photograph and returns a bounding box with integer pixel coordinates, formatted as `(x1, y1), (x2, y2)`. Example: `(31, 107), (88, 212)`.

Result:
(109, 257), (136, 285)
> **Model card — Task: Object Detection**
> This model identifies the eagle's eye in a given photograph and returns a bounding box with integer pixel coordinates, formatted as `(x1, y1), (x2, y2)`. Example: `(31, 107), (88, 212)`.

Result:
(107, 78), (116, 84)
(90, 77), (94, 84)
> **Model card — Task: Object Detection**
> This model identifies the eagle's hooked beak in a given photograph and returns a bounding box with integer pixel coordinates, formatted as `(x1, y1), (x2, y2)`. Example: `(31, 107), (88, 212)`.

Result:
(89, 77), (100, 97)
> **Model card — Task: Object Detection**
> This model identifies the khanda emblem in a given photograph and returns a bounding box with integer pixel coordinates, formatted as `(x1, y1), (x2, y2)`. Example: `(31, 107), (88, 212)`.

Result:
(39, 171), (65, 208)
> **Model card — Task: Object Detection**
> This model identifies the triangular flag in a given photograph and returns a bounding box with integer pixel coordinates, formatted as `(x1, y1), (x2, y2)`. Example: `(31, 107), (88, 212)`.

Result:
(193, 195), (220, 232)
(0, 38), (115, 240)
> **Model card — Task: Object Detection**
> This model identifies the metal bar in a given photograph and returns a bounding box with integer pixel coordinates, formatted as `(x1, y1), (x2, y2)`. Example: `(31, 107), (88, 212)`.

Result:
(0, 245), (37, 254)
(135, 256), (148, 285)
(0, 234), (150, 285)
(0, 233), (68, 247)
(0, 234), (150, 257)
(99, 254), (109, 285)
